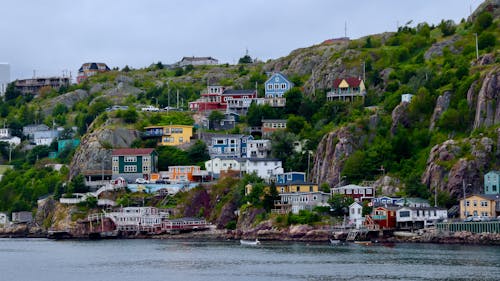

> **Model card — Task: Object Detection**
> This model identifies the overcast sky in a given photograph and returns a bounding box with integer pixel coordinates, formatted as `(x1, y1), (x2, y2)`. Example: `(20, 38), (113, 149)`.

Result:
(0, 0), (483, 80)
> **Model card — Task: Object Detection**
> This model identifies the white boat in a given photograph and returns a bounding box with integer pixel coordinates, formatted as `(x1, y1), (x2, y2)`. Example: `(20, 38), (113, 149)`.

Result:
(330, 239), (342, 245)
(240, 239), (261, 245)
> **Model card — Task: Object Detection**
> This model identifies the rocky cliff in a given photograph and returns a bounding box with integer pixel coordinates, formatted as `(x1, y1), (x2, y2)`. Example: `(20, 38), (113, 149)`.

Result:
(69, 118), (141, 179)
(473, 66), (500, 129)
(310, 126), (361, 186)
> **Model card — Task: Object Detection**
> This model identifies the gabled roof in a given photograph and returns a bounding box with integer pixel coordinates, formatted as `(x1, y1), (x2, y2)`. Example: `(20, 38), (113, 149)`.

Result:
(112, 148), (156, 156)
(264, 72), (292, 85)
(333, 77), (363, 88)
(464, 194), (500, 201)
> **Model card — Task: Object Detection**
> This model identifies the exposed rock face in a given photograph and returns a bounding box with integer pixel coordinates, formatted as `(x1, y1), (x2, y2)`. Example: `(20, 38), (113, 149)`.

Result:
(310, 127), (360, 186)
(424, 35), (461, 60)
(69, 119), (141, 179)
(41, 89), (89, 116)
(422, 137), (495, 197)
(466, 80), (478, 107)
(473, 67), (500, 129)
(372, 176), (401, 196)
(103, 83), (143, 105)
(391, 102), (410, 134)
(429, 91), (452, 131)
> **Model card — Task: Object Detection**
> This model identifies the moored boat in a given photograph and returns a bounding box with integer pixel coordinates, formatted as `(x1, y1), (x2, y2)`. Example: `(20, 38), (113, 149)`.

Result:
(240, 239), (261, 245)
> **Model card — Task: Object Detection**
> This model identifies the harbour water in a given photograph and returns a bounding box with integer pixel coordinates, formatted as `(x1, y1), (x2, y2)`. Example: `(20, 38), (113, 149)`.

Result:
(0, 238), (499, 281)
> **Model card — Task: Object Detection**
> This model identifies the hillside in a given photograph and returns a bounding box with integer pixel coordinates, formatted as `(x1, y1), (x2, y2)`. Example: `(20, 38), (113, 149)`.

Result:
(0, 0), (498, 220)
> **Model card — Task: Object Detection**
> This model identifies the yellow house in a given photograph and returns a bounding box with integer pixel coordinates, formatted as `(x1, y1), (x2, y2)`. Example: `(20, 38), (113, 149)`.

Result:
(245, 182), (319, 196)
(326, 77), (366, 102)
(144, 125), (193, 146)
(459, 194), (500, 219)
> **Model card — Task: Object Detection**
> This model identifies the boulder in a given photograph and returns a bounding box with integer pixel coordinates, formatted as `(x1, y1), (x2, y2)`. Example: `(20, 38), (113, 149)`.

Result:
(41, 89), (89, 116)
(391, 102), (410, 134)
(424, 35), (460, 60)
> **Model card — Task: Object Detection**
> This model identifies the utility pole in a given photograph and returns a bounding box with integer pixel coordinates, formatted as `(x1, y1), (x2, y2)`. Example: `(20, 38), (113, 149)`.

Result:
(434, 186), (438, 207)
(474, 33), (479, 60)
(463, 180), (467, 217)
(362, 61), (366, 81)
(177, 89), (179, 109)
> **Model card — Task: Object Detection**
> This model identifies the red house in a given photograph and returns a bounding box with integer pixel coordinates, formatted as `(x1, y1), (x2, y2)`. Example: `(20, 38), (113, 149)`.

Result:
(371, 206), (398, 229)
(189, 86), (257, 112)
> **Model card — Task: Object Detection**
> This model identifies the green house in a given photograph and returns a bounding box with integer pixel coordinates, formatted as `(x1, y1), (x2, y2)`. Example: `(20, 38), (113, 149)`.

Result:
(111, 148), (158, 183)
(484, 171), (500, 195)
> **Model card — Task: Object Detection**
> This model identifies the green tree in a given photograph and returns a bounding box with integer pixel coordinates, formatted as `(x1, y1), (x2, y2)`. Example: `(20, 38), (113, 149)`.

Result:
(287, 115), (306, 135)
(284, 88), (303, 115)
(328, 193), (354, 216)
(68, 174), (88, 194)
(4, 82), (21, 101)
(238, 55), (253, 64)
(438, 20), (456, 36)
(474, 12), (493, 33)
(122, 108), (138, 123)
(187, 140), (209, 164)
(478, 32), (496, 50)
(208, 110), (225, 124)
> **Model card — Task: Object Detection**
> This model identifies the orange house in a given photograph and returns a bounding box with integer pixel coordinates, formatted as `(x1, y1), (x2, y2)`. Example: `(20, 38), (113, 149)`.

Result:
(371, 206), (398, 229)
(167, 166), (201, 182)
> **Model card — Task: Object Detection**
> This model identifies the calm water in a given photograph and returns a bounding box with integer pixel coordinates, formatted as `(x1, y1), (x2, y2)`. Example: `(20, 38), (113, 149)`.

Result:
(0, 238), (499, 281)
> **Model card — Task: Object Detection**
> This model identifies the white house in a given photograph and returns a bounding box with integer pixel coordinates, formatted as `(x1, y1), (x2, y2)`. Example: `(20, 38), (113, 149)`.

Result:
(246, 139), (271, 158)
(11, 211), (32, 223)
(244, 158), (283, 182)
(396, 207), (448, 229)
(401, 94), (414, 103)
(0, 128), (11, 138)
(278, 192), (330, 214)
(349, 202), (365, 229)
(0, 136), (21, 147)
(0, 212), (9, 225)
(331, 184), (374, 202)
(179, 56), (218, 67)
(33, 130), (59, 146)
(23, 124), (50, 139)
(205, 157), (243, 177)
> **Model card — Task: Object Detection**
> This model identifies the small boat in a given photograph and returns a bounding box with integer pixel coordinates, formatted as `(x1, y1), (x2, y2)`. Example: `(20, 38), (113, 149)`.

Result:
(353, 240), (372, 246)
(330, 239), (343, 245)
(240, 239), (261, 246)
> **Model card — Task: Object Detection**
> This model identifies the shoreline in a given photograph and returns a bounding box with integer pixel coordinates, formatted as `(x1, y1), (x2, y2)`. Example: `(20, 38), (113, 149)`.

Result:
(2, 226), (500, 246)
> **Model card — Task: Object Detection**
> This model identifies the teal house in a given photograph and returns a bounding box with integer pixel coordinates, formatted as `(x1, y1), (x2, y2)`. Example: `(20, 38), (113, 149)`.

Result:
(58, 139), (80, 152)
(111, 148), (158, 183)
(484, 171), (500, 195)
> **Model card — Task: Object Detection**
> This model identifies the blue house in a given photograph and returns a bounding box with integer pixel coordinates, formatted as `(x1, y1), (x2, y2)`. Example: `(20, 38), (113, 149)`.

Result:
(201, 133), (254, 158)
(484, 171), (500, 195)
(264, 72), (293, 98)
(276, 172), (306, 184)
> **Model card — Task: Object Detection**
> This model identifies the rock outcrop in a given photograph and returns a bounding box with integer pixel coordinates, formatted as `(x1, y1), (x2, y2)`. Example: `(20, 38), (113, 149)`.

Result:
(422, 137), (495, 197)
(310, 127), (361, 186)
(69, 119), (141, 179)
(391, 102), (410, 134)
(473, 67), (500, 129)
(41, 89), (89, 116)
(429, 91), (452, 131)
(424, 35), (461, 60)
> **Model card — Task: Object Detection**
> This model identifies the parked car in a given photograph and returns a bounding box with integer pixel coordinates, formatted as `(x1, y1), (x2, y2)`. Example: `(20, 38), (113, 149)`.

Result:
(135, 178), (149, 184)
(155, 179), (167, 184)
(141, 106), (159, 112)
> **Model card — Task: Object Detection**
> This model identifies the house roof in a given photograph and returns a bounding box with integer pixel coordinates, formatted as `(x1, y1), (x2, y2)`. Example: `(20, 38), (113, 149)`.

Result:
(276, 181), (317, 186)
(398, 206), (447, 211)
(334, 184), (372, 190)
(181, 56), (217, 62)
(112, 148), (156, 156)
(264, 72), (292, 85)
(262, 119), (287, 123)
(222, 89), (256, 95)
(486, 171), (500, 175)
(333, 77), (363, 88)
(464, 194), (500, 201)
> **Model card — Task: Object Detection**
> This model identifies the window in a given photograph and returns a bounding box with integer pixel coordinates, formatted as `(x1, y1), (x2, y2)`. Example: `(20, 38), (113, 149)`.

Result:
(481, 201), (488, 207)
(143, 166), (149, 172)
(274, 83), (279, 89)
(112, 157), (118, 163)
(309, 186), (313, 192)
(112, 166), (118, 172)
(465, 200), (470, 206)
(124, 165), (137, 173)
(216, 139), (224, 144)
(399, 211), (410, 218)
(142, 156), (149, 163)
(473, 201), (477, 207)
(179, 137), (183, 143)
(281, 83), (286, 89)
(357, 208), (361, 214)
(493, 185), (497, 192)
(125, 156), (136, 162)
(267, 84), (272, 90)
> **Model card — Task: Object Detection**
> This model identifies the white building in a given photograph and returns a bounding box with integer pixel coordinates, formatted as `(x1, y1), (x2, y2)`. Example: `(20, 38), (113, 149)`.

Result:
(278, 192), (330, 214)
(205, 157), (243, 177)
(179, 56), (218, 67)
(331, 184), (375, 202)
(396, 207), (448, 229)
(0, 212), (9, 225)
(244, 158), (283, 182)
(0, 63), (10, 96)
(0, 128), (11, 138)
(33, 130), (59, 146)
(401, 94), (414, 103)
(349, 201), (365, 229)
(12, 211), (32, 223)
(246, 139), (271, 158)
(106, 207), (169, 231)
(0, 136), (21, 147)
